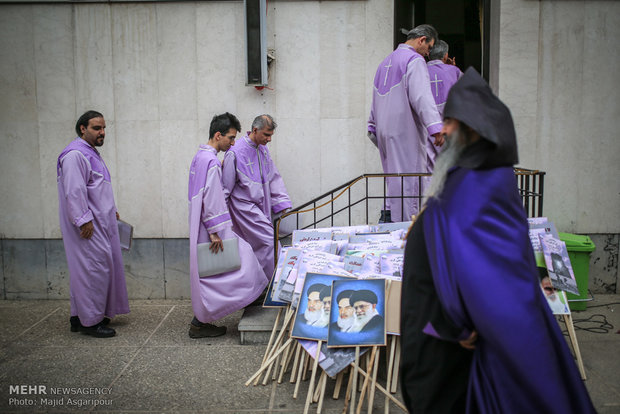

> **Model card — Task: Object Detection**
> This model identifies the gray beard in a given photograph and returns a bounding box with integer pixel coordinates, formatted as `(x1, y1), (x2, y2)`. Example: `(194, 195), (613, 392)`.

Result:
(425, 128), (468, 201)
(350, 308), (379, 332)
(337, 316), (355, 331)
(304, 308), (328, 327)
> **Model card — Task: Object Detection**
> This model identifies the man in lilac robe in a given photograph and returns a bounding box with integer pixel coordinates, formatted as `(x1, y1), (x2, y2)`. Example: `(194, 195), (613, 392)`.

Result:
(401, 68), (595, 413)
(368, 24), (444, 222)
(426, 40), (463, 170)
(222, 115), (292, 279)
(57, 111), (129, 338)
(188, 112), (268, 338)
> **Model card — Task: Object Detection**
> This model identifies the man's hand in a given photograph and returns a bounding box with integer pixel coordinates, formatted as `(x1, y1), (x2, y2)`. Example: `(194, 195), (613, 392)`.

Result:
(209, 232), (223, 253)
(459, 330), (478, 350)
(432, 132), (445, 147)
(446, 56), (456, 66)
(80, 221), (94, 239)
(116, 211), (120, 220)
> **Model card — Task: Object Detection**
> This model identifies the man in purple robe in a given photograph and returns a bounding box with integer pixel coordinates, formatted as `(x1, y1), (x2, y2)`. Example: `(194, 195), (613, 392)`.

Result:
(222, 114), (292, 279)
(188, 112), (268, 338)
(400, 68), (595, 413)
(368, 24), (444, 223)
(57, 110), (129, 338)
(426, 40), (463, 170)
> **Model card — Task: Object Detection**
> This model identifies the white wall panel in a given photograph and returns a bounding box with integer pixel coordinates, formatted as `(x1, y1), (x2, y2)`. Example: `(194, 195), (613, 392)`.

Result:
(74, 5), (115, 119)
(160, 120), (199, 238)
(273, 1), (320, 119)
(115, 120), (163, 237)
(34, 7), (75, 123)
(320, 1), (366, 119)
(0, 0), (618, 239)
(112, 5), (159, 121)
(157, 5), (197, 121)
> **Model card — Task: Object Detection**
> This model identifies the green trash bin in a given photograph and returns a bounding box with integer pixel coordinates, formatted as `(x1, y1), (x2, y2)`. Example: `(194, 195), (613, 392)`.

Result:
(558, 232), (596, 311)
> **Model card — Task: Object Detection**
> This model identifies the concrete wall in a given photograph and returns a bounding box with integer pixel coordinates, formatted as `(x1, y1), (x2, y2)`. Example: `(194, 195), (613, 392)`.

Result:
(0, 1), (390, 240)
(0, 0), (618, 298)
(499, 0), (620, 234)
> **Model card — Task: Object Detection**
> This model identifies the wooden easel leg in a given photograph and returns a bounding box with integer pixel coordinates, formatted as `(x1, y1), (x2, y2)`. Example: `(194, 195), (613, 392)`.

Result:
(264, 352), (278, 384)
(303, 350), (311, 381)
(356, 347), (378, 414)
(342, 367), (355, 414)
(255, 307), (294, 386)
(368, 349), (380, 414)
(350, 363), (407, 412)
(260, 308), (283, 366)
(563, 314), (587, 380)
(294, 352), (307, 399)
(290, 342), (302, 383)
(333, 371), (345, 399)
(254, 307), (283, 385)
(245, 337), (294, 386)
(317, 371), (328, 413)
(385, 335), (396, 413)
(313, 372), (325, 402)
(390, 337), (401, 394)
(350, 347), (360, 414)
(278, 339), (295, 383)
(304, 341), (323, 414)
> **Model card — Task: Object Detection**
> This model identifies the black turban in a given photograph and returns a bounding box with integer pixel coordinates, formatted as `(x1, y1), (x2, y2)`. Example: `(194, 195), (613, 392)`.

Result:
(349, 289), (378, 305)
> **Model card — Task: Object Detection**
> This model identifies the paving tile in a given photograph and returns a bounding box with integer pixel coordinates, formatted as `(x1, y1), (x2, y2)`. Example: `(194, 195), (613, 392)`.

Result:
(142, 303), (245, 348)
(0, 297), (617, 412)
(0, 344), (136, 413)
(97, 346), (272, 412)
(0, 301), (64, 347)
(9, 302), (172, 348)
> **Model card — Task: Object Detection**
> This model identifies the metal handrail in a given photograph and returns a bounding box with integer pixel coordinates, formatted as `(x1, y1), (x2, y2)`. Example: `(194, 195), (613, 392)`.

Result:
(273, 169), (545, 264)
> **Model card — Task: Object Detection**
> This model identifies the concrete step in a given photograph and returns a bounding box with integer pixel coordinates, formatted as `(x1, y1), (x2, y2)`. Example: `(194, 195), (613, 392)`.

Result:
(238, 306), (283, 345)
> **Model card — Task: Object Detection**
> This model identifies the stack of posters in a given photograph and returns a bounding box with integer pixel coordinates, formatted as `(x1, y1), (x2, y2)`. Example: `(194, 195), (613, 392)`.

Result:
(527, 218), (573, 315)
(262, 223), (408, 376)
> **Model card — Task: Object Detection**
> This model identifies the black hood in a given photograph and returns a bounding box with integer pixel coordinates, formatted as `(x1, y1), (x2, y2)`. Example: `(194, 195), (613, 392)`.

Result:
(444, 67), (519, 168)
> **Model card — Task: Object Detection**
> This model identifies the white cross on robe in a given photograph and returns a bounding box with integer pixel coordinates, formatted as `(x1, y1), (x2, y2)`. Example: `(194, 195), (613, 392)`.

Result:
(245, 159), (255, 174)
(383, 59), (393, 87)
(430, 73), (443, 97)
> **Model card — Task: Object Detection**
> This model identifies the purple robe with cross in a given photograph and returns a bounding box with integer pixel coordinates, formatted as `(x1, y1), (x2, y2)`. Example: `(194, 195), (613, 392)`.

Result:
(426, 60), (463, 169)
(422, 166), (595, 413)
(188, 145), (268, 323)
(368, 44), (443, 221)
(222, 134), (292, 279)
(57, 138), (130, 327)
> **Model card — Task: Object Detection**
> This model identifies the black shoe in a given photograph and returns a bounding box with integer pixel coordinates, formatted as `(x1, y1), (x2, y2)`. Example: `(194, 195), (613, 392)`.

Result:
(79, 322), (116, 338)
(70, 316), (111, 332)
(70, 316), (81, 332)
(188, 318), (226, 338)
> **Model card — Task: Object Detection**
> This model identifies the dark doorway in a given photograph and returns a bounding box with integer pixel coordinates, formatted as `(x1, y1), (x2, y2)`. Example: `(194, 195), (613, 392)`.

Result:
(394, 0), (490, 81)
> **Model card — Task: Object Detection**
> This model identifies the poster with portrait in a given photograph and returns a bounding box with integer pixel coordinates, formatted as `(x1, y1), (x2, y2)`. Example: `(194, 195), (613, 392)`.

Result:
(327, 278), (386, 347)
(539, 234), (580, 296)
(290, 252), (345, 309)
(537, 266), (571, 315)
(528, 218), (560, 267)
(272, 248), (302, 303)
(291, 273), (354, 341)
(262, 248), (289, 308)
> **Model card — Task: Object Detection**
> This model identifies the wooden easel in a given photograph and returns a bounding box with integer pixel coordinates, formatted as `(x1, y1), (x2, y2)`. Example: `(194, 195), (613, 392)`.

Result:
(562, 314), (587, 380)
